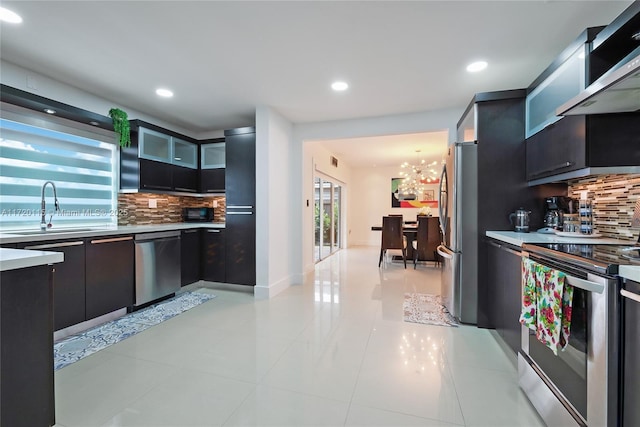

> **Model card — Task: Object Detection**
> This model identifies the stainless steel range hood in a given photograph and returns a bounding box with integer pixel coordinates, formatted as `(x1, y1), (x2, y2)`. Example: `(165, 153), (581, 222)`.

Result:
(557, 50), (640, 116)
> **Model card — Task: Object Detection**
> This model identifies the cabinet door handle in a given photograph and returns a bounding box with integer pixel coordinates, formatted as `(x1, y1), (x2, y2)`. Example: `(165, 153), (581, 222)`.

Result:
(529, 161), (573, 178)
(24, 241), (84, 250)
(227, 205), (253, 209)
(227, 212), (253, 215)
(206, 189), (224, 193)
(174, 187), (197, 192)
(207, 229), (221, 233)
(487, 241), (502, 249)
(183, 229), (199, 234)
(90, 236), (133, 244)
(142, 184), (172, 190)
(621, 289), (640, 304)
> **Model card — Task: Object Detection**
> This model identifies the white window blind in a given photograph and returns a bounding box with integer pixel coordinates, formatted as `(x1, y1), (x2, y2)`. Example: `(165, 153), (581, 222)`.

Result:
(0, 104), (118, 230)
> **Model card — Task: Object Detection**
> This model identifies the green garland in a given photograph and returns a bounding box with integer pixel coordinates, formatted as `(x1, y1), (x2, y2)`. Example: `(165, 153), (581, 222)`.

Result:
(108, 108), (131, 148)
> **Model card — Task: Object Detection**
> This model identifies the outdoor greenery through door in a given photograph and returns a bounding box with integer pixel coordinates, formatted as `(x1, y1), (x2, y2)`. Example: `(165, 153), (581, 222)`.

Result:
(314, 177), (341, 262)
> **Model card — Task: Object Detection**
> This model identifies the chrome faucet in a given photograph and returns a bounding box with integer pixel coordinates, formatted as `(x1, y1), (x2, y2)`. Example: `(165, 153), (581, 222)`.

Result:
(40, 181), (60, 231)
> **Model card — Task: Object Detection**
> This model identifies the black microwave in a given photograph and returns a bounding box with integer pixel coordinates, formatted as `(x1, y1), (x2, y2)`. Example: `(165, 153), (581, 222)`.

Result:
(182, 207), (214, 222)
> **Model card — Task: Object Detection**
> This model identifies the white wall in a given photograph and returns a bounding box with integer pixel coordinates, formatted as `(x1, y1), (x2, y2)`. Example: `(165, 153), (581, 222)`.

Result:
(293, 108), (461, 275)
(348, 166), (440, 247)
(255, 106), (295, 298)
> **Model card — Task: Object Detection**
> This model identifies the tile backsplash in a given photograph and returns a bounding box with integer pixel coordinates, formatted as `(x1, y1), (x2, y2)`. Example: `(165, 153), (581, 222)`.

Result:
(118, 193), (226, 225)
(568, 174), (640, 242)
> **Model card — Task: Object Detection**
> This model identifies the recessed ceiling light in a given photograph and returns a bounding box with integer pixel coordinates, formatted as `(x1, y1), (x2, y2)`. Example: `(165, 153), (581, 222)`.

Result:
(331, 81), (349, 91)
(0, 7), (22, 24)
(44, 108), (56, 114)
(156, 88), (174, 98)
(466, 61), (488, 73)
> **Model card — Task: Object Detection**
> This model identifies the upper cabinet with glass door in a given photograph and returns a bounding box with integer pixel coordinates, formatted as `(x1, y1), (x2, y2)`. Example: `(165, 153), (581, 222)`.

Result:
(524, 27), (608, 139)
(173, 138), (197, 169)
(139, 127), (172, 163)
(525, 43), (587, 138)
(201, 142), (225, 169)
(138, 126), (197, 169)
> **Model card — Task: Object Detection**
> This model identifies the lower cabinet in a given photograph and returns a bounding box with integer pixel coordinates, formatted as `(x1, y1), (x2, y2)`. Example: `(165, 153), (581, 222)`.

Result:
(85, 235), (134, 319)
(1, 264), (55, 427)
(181, 229), (202, 286)
(19, 239), (86, 331)
(487, 238), (523, 354)
(202, 228), (226, 282)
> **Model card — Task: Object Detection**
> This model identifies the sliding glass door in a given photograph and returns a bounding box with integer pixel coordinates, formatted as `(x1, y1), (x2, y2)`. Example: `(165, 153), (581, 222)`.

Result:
(314, 176), (342, 262)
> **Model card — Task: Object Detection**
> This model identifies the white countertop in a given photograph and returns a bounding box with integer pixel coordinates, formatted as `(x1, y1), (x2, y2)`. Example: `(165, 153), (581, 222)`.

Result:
(486, 230), (629, 247)
(619, 265), (640, 282)
(0, 222), (225, 245)
(0, 248), (64, 272)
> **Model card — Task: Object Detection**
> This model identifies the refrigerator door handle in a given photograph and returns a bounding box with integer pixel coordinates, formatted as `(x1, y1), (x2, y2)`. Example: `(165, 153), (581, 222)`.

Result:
(437, 245), (453, 259)
(438, 164), (448, 237)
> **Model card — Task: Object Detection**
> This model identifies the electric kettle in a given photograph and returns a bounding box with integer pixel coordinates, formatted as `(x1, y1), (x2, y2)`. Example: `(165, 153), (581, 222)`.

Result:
(509, 208), (531, 233)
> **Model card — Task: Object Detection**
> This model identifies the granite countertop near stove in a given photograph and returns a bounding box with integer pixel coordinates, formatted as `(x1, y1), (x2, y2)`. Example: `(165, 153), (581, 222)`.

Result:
(0, 222), (226, 245)
(486, 230), (629, 247)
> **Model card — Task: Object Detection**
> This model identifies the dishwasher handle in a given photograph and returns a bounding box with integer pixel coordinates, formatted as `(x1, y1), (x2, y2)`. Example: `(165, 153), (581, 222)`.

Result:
(135, 230), (181, 242)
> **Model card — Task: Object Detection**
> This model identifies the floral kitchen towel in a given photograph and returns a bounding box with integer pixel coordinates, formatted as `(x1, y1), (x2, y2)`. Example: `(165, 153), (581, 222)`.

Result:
(519, 258), (574, 355)
(519, 257), (537, 330)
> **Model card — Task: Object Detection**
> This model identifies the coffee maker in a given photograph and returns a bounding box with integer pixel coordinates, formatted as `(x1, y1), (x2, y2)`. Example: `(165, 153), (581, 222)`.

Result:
(537, 196), (576, 233)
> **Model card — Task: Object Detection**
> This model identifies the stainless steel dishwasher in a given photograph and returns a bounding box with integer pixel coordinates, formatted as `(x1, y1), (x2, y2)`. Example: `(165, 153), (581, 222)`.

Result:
(134, 230), (181, 307)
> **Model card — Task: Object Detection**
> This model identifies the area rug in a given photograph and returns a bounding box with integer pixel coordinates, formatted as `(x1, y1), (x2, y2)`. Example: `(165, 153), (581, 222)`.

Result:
(403, 293), (459, 327)
(53, 290), (216, 370)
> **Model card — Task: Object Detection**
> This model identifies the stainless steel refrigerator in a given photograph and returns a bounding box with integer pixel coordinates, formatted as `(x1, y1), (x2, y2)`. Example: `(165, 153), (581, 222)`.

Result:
(437, 142), (478, 324)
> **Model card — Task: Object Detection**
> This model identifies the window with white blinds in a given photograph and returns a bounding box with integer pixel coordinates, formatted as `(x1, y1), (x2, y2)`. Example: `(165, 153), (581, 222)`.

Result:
(0, 104), (118, 230)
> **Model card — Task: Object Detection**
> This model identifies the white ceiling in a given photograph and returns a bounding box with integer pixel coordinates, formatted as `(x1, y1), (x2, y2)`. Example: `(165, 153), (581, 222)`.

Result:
(0, 1), (632, 165)
(312, 131), (449, 168)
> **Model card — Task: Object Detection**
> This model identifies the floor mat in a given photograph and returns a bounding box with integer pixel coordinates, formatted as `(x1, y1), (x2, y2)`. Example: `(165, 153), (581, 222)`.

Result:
(403, 293), (459, 327)
(54, 290), (216, 370)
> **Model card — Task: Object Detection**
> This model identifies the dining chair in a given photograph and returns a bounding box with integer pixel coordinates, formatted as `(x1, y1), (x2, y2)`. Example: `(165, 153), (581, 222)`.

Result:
(379, 215), (407, 268)
(412, 216), (441, 268)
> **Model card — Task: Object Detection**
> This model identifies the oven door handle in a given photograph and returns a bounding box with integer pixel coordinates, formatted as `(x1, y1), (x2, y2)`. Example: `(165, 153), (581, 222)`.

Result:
(565, 275), (604, 294)
(621, 289), (640, 304)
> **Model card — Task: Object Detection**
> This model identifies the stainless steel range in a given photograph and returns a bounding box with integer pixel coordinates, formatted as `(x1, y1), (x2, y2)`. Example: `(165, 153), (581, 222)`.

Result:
(518, 243), (639, 427)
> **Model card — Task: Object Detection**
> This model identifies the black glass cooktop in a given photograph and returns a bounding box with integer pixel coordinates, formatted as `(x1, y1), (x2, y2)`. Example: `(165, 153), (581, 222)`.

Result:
(523, 243), (640, 275)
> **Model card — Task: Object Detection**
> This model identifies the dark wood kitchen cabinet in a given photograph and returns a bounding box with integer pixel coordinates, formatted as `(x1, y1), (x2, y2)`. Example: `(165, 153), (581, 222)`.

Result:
(181, 229), (202, 286)
(172, 164), (199, 193)
(200, 140), (226, 193)
(139, 158), (174, 191)
(200, 168), (225, 193)
(85, 235), (134, 319)
(525, 114), (640, 183)
(1, 264), (55, 427)
(202, 228), (226, 283)
(121, 120), (199, 194)
(18, 239), (86, 331)
(486, 238), (523, 355)
(224, 127), (256, 286)
(225, 128), (255, 207)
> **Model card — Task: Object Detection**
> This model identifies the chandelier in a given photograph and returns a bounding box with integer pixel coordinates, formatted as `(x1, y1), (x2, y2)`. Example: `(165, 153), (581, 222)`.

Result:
(397, 150), (438, 200)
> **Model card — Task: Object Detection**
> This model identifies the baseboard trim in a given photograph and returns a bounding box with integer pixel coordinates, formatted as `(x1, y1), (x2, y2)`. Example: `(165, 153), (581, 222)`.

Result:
(254, 274), (294, 299)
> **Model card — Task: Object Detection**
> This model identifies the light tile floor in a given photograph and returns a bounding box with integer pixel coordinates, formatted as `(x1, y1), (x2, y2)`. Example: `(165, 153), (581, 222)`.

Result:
(54, 246), (544, 427)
